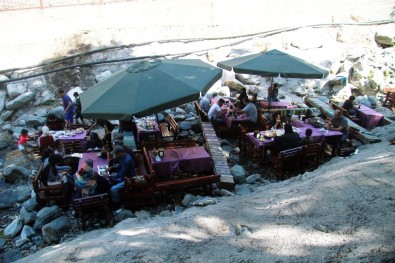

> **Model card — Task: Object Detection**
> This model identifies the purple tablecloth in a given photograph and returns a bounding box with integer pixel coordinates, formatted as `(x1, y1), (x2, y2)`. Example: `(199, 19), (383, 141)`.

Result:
(355, 105), (384, 130)
(136, 122), (160, 142)
(149, 146), (213, 177)
(77, 152), (109, 173)
(225, 114), (251, 128)
(53, 130), (87, 143)
(259, 101), (292, 109)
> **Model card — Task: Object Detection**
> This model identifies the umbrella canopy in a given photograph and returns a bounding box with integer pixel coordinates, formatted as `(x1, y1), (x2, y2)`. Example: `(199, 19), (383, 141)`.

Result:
(217, 49), (329, 79)
(81, 59), (222, 120)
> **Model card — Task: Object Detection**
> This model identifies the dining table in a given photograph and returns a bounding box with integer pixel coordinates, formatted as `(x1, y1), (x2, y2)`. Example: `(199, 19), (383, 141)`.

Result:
(246, 121), (343, 162)
(148, 146), (213, 177)
(51, 130), (87, 143)
(77, 152), (110, 174)
(355, 104), (384, 130)
(259, 101), (294, 109)
(134, 115), (160, 142)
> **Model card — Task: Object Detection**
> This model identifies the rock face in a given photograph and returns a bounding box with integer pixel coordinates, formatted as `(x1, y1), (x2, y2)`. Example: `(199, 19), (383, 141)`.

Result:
(41, 215), (71, 244)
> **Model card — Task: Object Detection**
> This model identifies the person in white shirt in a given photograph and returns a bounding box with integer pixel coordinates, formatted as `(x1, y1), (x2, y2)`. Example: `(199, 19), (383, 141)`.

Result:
(208, 98), (226, 121)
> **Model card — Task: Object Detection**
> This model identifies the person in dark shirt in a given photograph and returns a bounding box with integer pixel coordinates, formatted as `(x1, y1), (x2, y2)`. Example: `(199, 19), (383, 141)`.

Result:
(273, 123), (301, 152)
(300, 128), (313, 145)
(73, 92), (85, 125)
(91, 119), (115, 150)
(268, 83), (279, 102)
(342, 95), (356, 116)
(46, 113), (64, 131)
(106, 146), (136, 205)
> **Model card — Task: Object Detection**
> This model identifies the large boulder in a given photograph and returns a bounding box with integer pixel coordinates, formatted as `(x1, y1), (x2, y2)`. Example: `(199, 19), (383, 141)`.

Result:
(5, 91), (35, 110)
(17, 186), (32, 203)
(20, 206), (37, 225)
(19, 114), (46, 128)
(6, 82), (27, 99)
(3, 218), (23, 238)
(42, 215), (71, 244)
(230, 164), (246, 184)
(33, 205), (64, 230)
(0, 189), (18, 210)
(3, 164), (31, 183)
(20, 225), (36, 240)
(48, 106), (64, 119)
(22, 196), (38, 212)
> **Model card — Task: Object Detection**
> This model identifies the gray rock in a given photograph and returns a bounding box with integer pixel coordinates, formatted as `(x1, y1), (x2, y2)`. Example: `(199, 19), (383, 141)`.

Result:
(235, 184), (251, 196)
(191, 197), (218, 206)
(48, 106), (64, 119)
(21, 225), (37, 240)
(179, 121), (192, 130)
(19, 114), (46, 128)
(0, 140), (9, 150)
(0, 189), (18, 210)
(134, 210), (151, 220)
(174, 205), (185, 214)
(42, 215), (71, 244)
(0, 74), (8, 81)
(356, 95), (372, 108)
(159, 210), (173, 217)
(220, 189), (234, 196)
(175, 107), (186, 114)
(17, 186), (32, 203)
(235, 224), (252, 236)
(173, 114), (185, 122)
(20, 206), (36, 225)
(3, 164), (31, 183)
(33, 205), (64, 230)
(4, 218), (23, 238)
(5, 91), (35, 110)
(38, 90), (56, 105)
(0, 249), (23, 263)
(221, 145), (232, 153)
(375, 31), (394, 46)
(15, 237), (30, 247)
(0, 90), (6, 112)
(114, 209), (134, 222)
(367, 96), (378, 107)
(95, 70), (112, 83)
(246, 174), (262, 184)
(230, 165), (246, 184)
(0, 238), (6, 250)
(22, 196), (38, 212)
(157, 113), (165, 122)
(34, 108), (48, 117)
(181, 193), (196, 207)
(7, 82), (27, 99)
(1, 110), (13, 121)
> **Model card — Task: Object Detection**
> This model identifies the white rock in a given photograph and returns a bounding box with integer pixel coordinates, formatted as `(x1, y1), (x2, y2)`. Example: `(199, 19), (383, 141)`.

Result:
(6, 82), (27, 99)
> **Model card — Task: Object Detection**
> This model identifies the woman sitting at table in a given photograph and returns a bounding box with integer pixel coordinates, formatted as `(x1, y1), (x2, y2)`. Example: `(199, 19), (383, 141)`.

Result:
(74, 159), (98, 198)
(342, 95), (356, 116)
(47, 154), (74, 188)
(273, 123), (301, 152)
(235, 88), (248, 108)
(271, 111), (284, 130)
(85, 132), (104, 152)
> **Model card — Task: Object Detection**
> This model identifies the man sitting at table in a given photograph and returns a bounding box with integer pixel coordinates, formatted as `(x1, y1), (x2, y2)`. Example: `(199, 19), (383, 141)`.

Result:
(106, 145), (136, 207)
(326, 110), (349, 143)
(234, 97), (258, 123)
(273, 123), (301, 152)
(342, 95), (356, 116)
(208, 98), (227, 122)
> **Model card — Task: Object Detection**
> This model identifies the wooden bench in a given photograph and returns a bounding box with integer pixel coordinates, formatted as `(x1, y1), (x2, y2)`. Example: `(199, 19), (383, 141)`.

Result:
(160, 115), (179, 140)
(73, 193), (112, 230)
(270, 146), (303, 180)
(383, 91), (395, 110)
(32, 164), (70, 209)
(194, 100), (209, 122)
(155, 174), (220, 194)
(301, 143), (323, 172)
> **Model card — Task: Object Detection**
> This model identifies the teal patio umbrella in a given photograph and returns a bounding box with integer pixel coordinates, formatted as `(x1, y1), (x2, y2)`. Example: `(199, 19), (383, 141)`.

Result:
(217, 49), (329, 79)
(81, 59), (222, 120)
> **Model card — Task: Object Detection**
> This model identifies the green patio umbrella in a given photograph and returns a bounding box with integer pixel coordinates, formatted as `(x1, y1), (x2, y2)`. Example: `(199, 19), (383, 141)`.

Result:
(217, 49), (329, 79)
(80, 59), (222, 120)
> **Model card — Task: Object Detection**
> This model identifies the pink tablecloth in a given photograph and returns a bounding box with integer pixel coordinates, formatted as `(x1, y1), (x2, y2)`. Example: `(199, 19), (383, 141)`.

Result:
(77, 152), (109, 173)
(149, 146), (213, 177)
(355, 105), (384, 130)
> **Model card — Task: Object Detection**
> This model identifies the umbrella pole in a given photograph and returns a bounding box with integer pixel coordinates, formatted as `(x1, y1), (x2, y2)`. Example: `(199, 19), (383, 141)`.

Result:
(267, 77), (273, 113)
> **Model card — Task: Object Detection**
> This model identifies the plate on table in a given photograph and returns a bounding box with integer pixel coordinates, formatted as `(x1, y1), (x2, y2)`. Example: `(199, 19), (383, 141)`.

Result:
(264, 132), (274, 138)
(75, 128), (84, 134)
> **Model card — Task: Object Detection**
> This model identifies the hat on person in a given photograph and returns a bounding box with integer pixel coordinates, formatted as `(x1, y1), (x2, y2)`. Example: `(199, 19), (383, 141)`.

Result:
(42, 125), (50, 135)
(85, 159), (94, 168)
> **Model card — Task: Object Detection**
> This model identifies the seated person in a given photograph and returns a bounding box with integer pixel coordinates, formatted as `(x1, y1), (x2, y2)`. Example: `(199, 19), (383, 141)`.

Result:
(235, 88), (247, 108)
(300, 128), (313, 145)
(85, 132), (104, 152)
(342, 95), (356, 116)
(250, 94), (261, 109)
(105, 146), (136, 206)
(271, 112), (284, 130)
(268, 83), (279, 102)
(91, 119), (115, 151)
(47, 154), (74, 187)
(38, 125), (54, 150)
(208, 98), (227, 121)
(53, 140), (66, 157)
(325, 110), (349, 143)
(74, 159), (97, 198)
(46, 113), (64, 131)
(273, 123), (301, 152)
(233, 97), (258, 123)
(199, 96), (211, 114)
(41, 146), (54, 166)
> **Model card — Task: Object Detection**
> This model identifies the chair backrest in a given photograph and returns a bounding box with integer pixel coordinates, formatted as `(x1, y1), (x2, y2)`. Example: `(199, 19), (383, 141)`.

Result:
(383, 92), (395, 108)
(302, 143), (322, 158)
(278, 146), (303, 160)
(257, 112), (270, 130)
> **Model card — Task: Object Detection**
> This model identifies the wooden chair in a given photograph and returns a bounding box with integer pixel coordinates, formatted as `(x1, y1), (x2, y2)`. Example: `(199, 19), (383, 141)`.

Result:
(32, 164), (70, 209)
(383, 91), (395, 110)
(270, 146), (303, 180)
(160, 115), (179, 140)
(73, 193), (112, 230)
(301, 143), (323, 172)
(237, 124), (248, 151)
